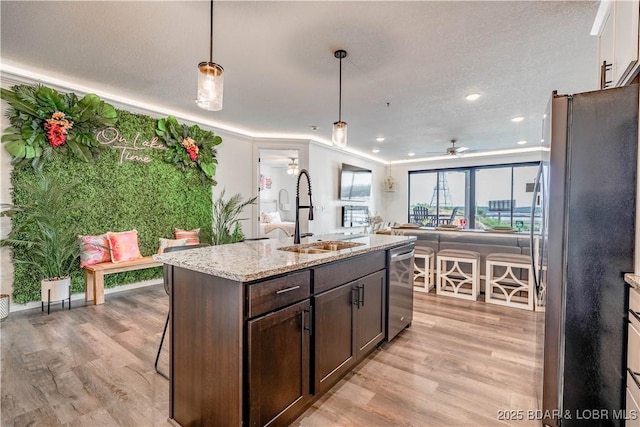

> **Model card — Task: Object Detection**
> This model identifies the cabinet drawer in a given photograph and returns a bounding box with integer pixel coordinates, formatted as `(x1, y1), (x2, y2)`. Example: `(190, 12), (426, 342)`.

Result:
(631, 287), (640, 313)
(630, 318), (640, 374)
(247, 271), (311, 318)
(314, 251), (386, 294)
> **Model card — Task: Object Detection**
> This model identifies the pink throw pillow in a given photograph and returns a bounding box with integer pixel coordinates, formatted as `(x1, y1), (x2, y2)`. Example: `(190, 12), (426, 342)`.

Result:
(78, 233), (111, 268)
(107, 230), (142, 263)
(174, 228), (200, 245)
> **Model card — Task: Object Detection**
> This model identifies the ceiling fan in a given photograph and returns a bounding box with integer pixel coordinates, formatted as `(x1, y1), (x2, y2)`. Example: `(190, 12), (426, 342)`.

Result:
(446, 139), (469, 156)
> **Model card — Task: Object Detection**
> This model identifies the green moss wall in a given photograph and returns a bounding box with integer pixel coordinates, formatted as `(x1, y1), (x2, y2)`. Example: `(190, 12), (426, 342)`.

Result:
(10, 110), (213, 303)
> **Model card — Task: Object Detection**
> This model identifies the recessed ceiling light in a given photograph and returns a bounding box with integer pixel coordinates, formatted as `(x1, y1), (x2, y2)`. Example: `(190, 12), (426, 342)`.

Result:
(376, 137), (385, 142)
(541, 138), (545, 143)
(408, 152), (415, 157)
(372, 149), (380, 153)
(465, 93), (481, 101)
(517, 140), (527, 145)
(511, 116), (525, 123)
(309, 125), (319, 131)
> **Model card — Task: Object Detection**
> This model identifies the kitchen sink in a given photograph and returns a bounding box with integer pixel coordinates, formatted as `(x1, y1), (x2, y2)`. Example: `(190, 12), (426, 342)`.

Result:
(279, 241), (365, 254)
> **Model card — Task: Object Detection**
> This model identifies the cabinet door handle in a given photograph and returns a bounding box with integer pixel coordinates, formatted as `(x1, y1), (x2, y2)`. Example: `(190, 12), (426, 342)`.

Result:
(601, 60), (613, 89)
(303, 307), (313, 336)
(352, 287), (360, 307)
(276, 285), (300, 295)
(358, 284), (364, 308)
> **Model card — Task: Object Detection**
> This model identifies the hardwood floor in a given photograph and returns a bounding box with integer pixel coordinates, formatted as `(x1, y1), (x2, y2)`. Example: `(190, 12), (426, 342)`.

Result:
(1, 285), (542, 426)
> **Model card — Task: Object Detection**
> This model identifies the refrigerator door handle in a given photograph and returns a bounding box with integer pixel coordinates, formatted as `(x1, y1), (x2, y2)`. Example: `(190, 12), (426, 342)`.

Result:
(530, 165), (542, 294)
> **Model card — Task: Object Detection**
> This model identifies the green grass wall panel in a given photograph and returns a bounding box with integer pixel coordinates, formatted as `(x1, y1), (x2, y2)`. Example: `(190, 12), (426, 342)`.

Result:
(9, 110), (214, 303)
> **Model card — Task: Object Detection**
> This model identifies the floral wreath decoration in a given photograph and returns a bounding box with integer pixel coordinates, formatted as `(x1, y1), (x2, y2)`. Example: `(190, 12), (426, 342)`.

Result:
(155, 116), (222, 184)
(1, 84), (117, 171)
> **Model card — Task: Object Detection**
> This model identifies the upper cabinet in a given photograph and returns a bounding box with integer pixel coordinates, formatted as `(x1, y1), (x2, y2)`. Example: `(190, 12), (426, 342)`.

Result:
(595, 0), (640, 89)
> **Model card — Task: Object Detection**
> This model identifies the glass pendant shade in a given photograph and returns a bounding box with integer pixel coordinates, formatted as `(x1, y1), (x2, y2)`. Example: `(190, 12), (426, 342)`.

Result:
(332, 121), (347, 148)
(196, 62), (224, 111)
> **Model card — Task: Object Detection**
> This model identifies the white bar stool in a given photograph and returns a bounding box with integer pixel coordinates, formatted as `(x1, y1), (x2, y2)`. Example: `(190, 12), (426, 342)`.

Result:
(414, 246), (435, 292)
(436, 249), (480, 300)
(485, 253), (534, 311)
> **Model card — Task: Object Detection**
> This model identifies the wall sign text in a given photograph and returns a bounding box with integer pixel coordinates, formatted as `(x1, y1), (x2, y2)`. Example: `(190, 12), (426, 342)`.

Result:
(96, 127), (166, 164)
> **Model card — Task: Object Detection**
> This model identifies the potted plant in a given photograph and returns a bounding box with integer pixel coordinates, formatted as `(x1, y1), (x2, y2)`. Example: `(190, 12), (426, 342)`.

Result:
(1, 174), (80, 309)
(212, 189), (257, 245)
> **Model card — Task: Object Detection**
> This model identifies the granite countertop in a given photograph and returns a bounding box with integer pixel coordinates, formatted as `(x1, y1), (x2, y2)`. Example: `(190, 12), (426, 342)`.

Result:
(625, 273), (640, 290)
(153, 234), (415, 282)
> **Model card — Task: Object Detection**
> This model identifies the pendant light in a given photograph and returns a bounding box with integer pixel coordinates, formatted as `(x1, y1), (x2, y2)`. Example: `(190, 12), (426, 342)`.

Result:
(287, 158), (299, 175)
(332, 49), (348, 148)
(384, 164), (397, 192)
(196, 0), (224, 111)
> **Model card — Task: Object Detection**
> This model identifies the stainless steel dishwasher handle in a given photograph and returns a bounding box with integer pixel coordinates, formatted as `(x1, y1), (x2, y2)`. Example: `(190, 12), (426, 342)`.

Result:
(391, 250), (415, 262)
(275, 285), (301, 295)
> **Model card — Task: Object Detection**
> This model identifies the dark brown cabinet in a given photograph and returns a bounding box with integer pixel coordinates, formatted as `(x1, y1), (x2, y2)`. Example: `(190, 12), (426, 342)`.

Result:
(247, 299), (311, 427)
(355, 270), (386, 358)
(168, 247), (398, 427)
(314, 270), (386, 394)
(314, 282), (356, 394)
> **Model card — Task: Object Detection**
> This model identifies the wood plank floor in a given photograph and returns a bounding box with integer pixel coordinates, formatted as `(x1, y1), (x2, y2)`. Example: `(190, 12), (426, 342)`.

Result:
(1, 285), (543, 426)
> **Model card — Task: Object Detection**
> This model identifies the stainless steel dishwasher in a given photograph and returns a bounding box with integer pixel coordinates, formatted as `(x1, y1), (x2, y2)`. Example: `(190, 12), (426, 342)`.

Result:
(386, 244), (415, 341)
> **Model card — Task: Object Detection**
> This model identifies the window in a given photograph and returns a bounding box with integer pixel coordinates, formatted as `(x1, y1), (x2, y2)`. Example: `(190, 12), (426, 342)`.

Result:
(408, 162), (539, 230)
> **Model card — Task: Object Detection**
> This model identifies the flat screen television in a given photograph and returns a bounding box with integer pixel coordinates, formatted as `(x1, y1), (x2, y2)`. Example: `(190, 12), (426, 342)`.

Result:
(339, 163), (372, 201)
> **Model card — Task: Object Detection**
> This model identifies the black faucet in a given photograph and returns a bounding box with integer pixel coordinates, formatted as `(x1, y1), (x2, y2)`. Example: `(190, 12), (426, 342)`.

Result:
(294, 169), (314, 244)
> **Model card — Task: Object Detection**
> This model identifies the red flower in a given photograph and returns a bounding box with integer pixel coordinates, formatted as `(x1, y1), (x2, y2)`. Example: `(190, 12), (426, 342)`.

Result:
(187, 147), (198, 161)
(46, 123), (67, 147)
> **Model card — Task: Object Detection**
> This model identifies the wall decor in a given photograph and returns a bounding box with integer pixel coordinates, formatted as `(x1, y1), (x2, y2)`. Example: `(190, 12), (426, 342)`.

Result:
(5, 110), (213, 304)
(1, 84), (117, 171)
(155, 116), (222, 184)
(96, 127), (167, 164)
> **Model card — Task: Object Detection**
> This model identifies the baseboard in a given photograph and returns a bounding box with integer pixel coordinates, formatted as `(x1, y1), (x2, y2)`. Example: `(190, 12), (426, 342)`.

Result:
(8, 278), (163, 313)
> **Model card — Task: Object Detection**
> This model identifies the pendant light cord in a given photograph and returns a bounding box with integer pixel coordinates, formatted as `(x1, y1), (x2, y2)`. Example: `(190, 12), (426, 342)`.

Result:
(338, 55), (342, 121)
(209, 0), (214, 62)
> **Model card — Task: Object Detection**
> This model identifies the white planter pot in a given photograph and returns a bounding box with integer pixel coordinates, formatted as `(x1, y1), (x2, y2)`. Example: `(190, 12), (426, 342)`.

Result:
(41, 276), (71, 302)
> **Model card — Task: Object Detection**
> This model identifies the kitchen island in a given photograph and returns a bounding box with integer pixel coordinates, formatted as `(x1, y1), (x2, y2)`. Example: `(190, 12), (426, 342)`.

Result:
(153, 234), (414, 427)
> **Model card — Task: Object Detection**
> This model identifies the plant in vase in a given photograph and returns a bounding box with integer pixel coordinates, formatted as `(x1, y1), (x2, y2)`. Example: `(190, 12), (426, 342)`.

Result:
(1, 174), (80, 312)
(211, 189), (257, 245)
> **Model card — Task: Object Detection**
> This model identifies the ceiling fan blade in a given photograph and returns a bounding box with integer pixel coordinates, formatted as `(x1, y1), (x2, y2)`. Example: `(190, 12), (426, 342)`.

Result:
(456, 146), (469, 153)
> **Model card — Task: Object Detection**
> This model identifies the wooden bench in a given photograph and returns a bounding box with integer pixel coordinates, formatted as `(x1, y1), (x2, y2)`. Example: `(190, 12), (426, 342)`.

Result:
(84, 256), (163, 305)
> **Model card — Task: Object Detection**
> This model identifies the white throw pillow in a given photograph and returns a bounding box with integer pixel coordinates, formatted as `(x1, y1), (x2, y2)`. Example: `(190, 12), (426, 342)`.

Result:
(158, 237), (189, 254)
(266, 212), (282, 224)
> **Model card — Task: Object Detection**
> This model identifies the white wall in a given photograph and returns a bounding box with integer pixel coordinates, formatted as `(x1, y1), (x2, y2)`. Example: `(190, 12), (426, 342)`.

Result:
(382, 151), (543, 224)
(214, 129), (256, 238)
(308, 143), (386, 236)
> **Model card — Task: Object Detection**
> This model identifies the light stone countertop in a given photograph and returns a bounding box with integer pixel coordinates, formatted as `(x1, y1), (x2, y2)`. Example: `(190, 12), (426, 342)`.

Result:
(624, 273), (640, 290)
(153, 234), (415, 282)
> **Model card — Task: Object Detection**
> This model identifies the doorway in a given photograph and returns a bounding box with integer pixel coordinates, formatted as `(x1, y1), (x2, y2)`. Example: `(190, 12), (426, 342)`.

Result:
(258, 148), (300, 239)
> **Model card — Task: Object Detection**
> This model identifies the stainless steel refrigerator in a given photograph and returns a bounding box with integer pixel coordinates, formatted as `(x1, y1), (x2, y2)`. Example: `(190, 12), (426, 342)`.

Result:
(535, 84), (638, 427)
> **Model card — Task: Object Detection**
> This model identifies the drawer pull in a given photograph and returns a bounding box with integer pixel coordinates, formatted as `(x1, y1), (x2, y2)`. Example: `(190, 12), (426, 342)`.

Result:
(275, 285), (301, 295)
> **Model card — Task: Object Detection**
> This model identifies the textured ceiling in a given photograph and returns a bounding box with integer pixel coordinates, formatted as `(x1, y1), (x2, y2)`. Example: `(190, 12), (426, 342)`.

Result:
(0, 1), (599, 162)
